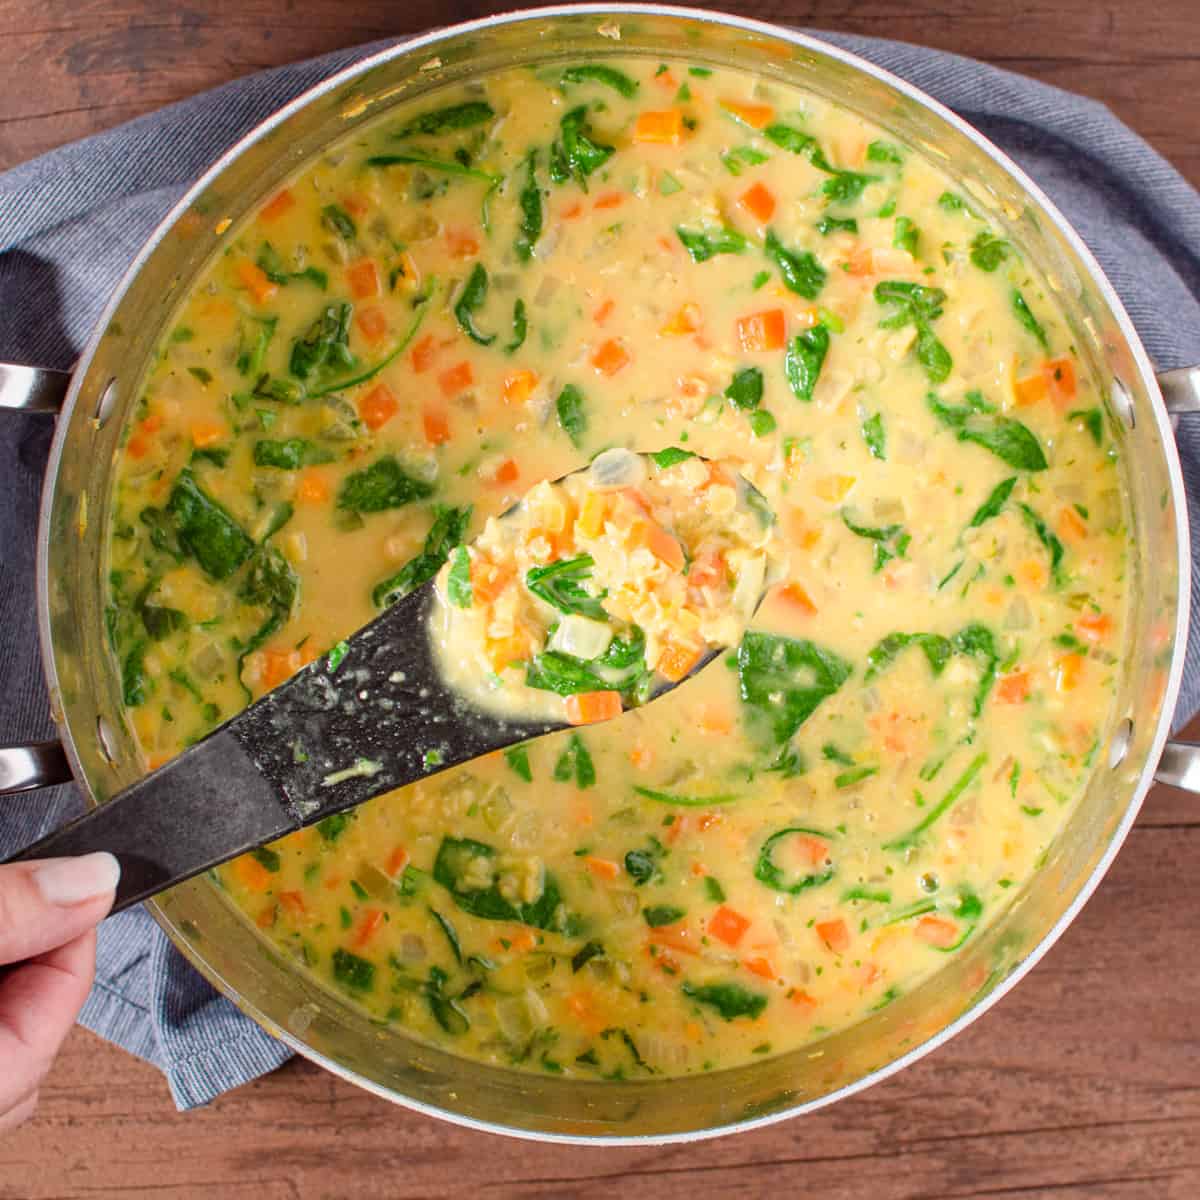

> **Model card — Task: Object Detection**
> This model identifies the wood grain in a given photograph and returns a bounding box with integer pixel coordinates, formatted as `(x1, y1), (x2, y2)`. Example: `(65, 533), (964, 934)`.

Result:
(0, 1), (1198, 1194)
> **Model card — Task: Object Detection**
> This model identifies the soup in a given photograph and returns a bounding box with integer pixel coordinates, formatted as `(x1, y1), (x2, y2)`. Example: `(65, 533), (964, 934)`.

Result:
(104, 56), (1127, 1079)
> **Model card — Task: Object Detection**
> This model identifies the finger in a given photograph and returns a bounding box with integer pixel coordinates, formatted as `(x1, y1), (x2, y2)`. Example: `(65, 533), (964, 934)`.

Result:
(0, 854), (119, 965)
(0, 1088), (39, 1135)
(0, 930), (95, 1115)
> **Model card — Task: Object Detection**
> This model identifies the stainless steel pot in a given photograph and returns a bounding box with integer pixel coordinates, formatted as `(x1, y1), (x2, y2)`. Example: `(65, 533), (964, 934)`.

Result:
(2, 4), (1199, 1142)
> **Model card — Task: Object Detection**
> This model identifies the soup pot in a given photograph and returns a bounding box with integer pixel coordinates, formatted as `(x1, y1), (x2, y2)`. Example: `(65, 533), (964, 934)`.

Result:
(2, 4), (1199, 1142)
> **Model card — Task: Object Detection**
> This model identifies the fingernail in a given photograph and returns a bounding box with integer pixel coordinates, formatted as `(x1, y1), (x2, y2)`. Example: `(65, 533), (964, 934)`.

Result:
(33, 852), (121, 905)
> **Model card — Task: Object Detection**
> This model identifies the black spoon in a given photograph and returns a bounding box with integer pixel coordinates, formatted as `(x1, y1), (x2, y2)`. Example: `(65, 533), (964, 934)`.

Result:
(5, 455), (763, 913)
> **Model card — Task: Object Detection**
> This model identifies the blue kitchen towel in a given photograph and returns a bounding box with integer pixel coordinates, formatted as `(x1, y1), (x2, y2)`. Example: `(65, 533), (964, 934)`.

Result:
(1, 27), (1199, 1111)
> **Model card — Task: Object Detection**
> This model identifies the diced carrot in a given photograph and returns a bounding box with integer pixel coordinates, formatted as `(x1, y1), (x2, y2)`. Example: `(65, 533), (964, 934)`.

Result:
(470, 560), (512, 605)
(593, 192), (624, 211)
(125, 433), (150, 460)
(1076, 611), (1113, 643)
(996, 670), (1031, 704)
(687, 548), (726, 591)
(140, 413), (164, 435)
(1014, 367), (1048, 407)
(1056, 653), (1085, 692)
(562, 201), (584, 221)
(660, 303), (702, 337)
(1046, 356), (1077, 406)
(410, 333), (438, 373)
(346, 257), (380, 299)
(743, 955), (776, 981)
(422, 405), (451, 445)
(584, 856), (621, 882)
(296, 469), (330, 504)
(629, 742), (655, 770)
(1058, 506), (1088, 544)
(656, 641), (703, 683)
(816, 918), (850, 955)
(696, 703), (733, 735)
(629, 519), (686, 572)
(355, 305), (388, 343)
(576, 492), (609, 538)
(445, 229), (480, 258)
(235, 259), (277, 305)
(506, 928), (537, 954)
(565, 991), (606, 1035)
(439, 360), (474, 397)
(647, 923), (699, 956)
(915, 916), (959, 948)
(736, 308), (786, 352)
(259, 189), (296, 222)
(385, 846), (410, 878)
(1017, 557), (1049, 591)
(233, 854), (272, 893)
(789, 988), (818, 1017)
(720, 100), (774, 129)
(614, 488), (653, 524)
(255, 904), (277, 929)
(502, 369), (539, 406)
(593, 298), (615, 325)
(739, 181), (776, 223)
(565, 690), (623, 726)
(776, 581), (817, 616)
(591, 338), (631, 376)
(633, 109), (685, 145)
(340, 192), (370, 217)
(845, 247), (875, 277)
(261, 648), (301, 690)
(490, 458), (520, 486)
(708, 905), (751, 948)
(189, 421), (225, 448)
(353, 908), (385, 949)
(358, 383), (399, 431)
(655, 70), (679, 90)
(485, 636), (526, 673)
(277, 891), (307, 918)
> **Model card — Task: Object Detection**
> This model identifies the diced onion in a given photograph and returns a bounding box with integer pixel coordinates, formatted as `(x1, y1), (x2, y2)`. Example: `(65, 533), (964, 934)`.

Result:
(548, 614), (614, 659)
(589, 447), (646, 491)
(731, 554), (766, 618)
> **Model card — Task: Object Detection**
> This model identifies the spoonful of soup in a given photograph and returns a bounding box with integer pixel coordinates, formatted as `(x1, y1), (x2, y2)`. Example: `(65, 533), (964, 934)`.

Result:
(4, 450), (782, 914)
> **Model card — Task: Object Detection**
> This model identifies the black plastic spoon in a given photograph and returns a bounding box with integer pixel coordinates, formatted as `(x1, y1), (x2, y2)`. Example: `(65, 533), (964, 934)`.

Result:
(4, 455), (756, 912)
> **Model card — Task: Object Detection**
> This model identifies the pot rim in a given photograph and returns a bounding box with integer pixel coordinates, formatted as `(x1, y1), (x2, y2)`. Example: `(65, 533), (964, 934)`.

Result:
(35, 3), (1191, 1143)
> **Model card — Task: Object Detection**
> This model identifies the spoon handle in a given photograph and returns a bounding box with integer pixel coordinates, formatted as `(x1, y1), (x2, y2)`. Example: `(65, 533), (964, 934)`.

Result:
(5, 584), (562, 912)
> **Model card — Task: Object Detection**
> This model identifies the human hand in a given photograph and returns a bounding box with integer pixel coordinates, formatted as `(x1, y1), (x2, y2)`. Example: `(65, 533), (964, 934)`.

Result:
(0, 853), (119, 1134)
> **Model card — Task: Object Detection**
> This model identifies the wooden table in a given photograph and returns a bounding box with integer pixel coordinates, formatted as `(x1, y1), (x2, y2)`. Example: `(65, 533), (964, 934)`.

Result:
(2, 2), (1198, 1195)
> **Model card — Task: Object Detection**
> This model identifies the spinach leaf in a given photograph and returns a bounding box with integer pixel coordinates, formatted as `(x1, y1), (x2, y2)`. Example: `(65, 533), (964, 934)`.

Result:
(572, 941), (605, 972)
(633, 786), (739, 806)
(164, 469), (254, 580)
(505, 299), (528, 355)
(938, 191), (968, 213)
(736, 632), (852, 746)
(423, 965), (469, 1035)
(650, 446), (695, 468)
(893, 215), (919, 257)
(515, 151), (542, 262)
(122, 641), (148, 706)
(446, 546), (473, 608)
(289, 302), (355, 382)
(338, 457), (435, 513)
(141, 604), (187, 640)
(873, 281), (952, 384)
(239, 545), (298, 618)
(865, 632), (952, 681)
(331, 948), (375, 992)
(1018, 502), (1065, 582)
(764, 229), (826, 299)
(560, 64), (638, 97)
(320, 204), (356, 241)
(253, 438), (334, 470)
(553, 732), (597, 789)
(454, 262), (496, 346)
(926, 392), (1048, 471)
(504, 745), (533, 783)
(681, 981), (766, 1021)
(724, 366), (763, 411)
(862, 412), (886, 460)
(676, 225), (747, 263)
(816, 215), (858, 236)
(526, 554), (608, 620)
(966, 476), (1017, 529)
(784, 325), (829, 402)
(841, 511), (911, 572)
(867, 140), (903, 164)
(552, 106), (615, 190)
(366, 152), (500, 186)
(1012, 288), (1049, 348)
(883, 753), (988, 852)
(255, 244), (326, 289)
(763, 122), (816, 155)
(643, 905), (685, 928)
(372, 504), (472, 608)
(236, 315), (277, 376)
(624, 839), (664, 885)
(525, 651), (611, 696)
(969, 230), (1011, 272)
(394, 100), (495, 138)
(720, 145), (770, 175)
(755, 826), (836, 893)
(556, 384), (587, 448)
(317, 812), (354, 843)
(250, 847), (281, 872)
(433, 836), (568, 930)
(1070, 407), (1104, 447)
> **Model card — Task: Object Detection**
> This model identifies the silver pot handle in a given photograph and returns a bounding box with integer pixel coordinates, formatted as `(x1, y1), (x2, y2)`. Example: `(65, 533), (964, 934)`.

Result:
(1159, 365), (1200, 416)
(1, 363), (74, 796)
(0, 363), (70, 414)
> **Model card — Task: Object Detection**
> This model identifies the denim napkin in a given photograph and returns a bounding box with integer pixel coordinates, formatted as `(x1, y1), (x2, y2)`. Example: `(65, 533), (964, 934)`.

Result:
(1, 30), (1198, 1110)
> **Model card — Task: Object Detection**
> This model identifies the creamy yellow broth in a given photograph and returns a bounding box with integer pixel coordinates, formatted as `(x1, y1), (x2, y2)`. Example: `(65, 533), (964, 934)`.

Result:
(104, 58), (1128, 1078)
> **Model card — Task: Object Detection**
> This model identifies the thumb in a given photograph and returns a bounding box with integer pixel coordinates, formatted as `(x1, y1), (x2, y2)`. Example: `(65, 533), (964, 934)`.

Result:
(0, 854), (120, 966)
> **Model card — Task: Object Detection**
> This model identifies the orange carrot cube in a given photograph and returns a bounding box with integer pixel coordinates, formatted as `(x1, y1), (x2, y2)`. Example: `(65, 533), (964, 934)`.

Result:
(346, 257), (380, 299)
(565, 690), (623, 725)
(439, 360), (474, 397)
(633, 109), (685, 145)
(358, 384), (399, 431)
(591, 338), (631, 376)
(739, 181), (776, 223)
(736, 308), (786, 352)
